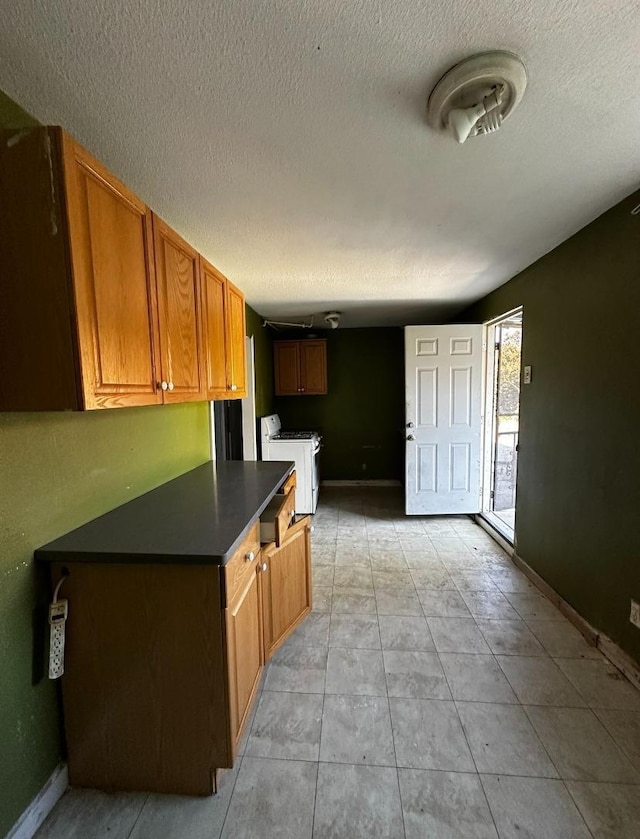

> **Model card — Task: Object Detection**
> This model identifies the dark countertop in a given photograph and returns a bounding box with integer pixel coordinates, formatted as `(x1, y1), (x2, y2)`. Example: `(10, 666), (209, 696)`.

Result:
(36, 460), (294, 565)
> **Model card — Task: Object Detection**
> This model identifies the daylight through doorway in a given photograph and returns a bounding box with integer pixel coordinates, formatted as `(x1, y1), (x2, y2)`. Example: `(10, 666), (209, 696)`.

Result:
(482, 308), (522, 542)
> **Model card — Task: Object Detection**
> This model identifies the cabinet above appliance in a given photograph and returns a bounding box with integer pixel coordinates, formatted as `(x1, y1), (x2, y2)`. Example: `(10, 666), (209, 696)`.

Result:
(274, 338), (327, 395)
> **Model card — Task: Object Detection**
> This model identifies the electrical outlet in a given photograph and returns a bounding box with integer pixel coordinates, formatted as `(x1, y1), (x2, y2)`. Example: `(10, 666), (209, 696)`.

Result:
(630, 599), (640, 630)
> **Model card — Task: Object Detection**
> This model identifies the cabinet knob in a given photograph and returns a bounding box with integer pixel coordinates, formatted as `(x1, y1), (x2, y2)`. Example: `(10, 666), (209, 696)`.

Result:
(300, 387), (305, 392)
(261, 562), (268, 572)
(310, 525), (315, 533)
(230, 384), (237, 392)
(158, 381), (168, 391)
(245, 551), (255, 562)
(167, 381), (174, 392)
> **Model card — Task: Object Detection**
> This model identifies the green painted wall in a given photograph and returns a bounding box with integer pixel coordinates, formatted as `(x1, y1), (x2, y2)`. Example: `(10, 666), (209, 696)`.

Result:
(0, 89), (39, 127)
(245, 304), (274, 418)
(460, 189), (640, 665)
(0, 92), (211, 837)
(274, 329), (404, 480)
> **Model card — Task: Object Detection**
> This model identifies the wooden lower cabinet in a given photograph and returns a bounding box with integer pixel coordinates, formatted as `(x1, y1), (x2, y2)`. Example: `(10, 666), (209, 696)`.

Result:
(50, 515), (312, 795)
(225, 564), (263, 752)
(261, 519), (312, 659)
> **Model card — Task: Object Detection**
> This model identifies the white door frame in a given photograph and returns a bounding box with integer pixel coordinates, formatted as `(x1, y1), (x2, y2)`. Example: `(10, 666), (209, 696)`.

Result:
(480, 306), (523, 537)
(241, 335), (257, 460)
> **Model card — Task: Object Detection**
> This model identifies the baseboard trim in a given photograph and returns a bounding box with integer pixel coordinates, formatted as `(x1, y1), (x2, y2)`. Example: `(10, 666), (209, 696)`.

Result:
(512, 552), (640, 692)
(474, 515), (514, 556)
(7, 763), (68, 839)
(321, 480), (402, 487)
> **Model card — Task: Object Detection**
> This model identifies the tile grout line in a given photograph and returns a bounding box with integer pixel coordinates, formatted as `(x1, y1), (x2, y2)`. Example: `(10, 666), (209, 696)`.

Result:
(310, 690), (326, 839)
(124, 792), (150, 839)
(436, 645), (503, 839)
(217, 754), (244, 839)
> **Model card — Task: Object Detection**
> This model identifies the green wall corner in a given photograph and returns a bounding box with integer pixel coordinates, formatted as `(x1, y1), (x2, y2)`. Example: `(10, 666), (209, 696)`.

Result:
(459, 189), (640, 666)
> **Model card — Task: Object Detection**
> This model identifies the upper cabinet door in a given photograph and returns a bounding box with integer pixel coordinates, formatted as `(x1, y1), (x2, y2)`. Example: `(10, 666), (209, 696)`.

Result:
(62, 133), (162, 409)
(299, 340), (327, 394)
(152, 215), (205, 403)
(274, 339), (327, 395)
(200, 258), (228, 400)
(274, 342), (300, 395)
(225, 280), (247, 398)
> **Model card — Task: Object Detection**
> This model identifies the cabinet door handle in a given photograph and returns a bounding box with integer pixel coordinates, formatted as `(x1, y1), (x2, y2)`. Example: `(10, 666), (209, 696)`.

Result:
(167, 381), (174, 392)
(245, 551), (255, 562)
(230, 384), (237, 392)
(158, 381), (168, 391)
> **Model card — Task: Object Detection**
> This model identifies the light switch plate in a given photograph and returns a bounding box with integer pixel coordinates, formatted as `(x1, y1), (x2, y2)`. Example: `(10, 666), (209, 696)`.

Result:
(523, 365), (532, 384)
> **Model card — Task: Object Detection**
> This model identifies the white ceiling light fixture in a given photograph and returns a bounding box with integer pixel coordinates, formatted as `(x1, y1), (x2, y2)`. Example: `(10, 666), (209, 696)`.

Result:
(427, 51), (527, 144)
(324, 312), (341, 329)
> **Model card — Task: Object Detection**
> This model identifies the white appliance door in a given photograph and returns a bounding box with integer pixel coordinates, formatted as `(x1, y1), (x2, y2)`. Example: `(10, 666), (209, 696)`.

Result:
(405, 325), (483, 515)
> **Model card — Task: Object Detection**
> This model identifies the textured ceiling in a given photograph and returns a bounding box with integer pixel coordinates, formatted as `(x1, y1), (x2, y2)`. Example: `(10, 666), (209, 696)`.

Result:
(1, 0), (639, 327)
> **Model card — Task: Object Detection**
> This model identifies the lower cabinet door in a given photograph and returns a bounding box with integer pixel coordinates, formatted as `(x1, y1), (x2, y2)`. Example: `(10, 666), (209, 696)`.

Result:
(225, 568), (263, 752)
(262, 518), (312, 660)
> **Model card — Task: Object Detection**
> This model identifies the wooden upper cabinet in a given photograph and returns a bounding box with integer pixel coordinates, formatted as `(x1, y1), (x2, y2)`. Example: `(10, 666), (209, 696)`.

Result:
(225, 280), (247, 398)
(200, 262), (247, 400)
(0, 125), (247, 411)
(300, 341), (328, 394)
(0, 127), (163, 410)
(274, 339), (327, 395)
(200, 259), (228, 399)
(274, 342), (300, 395)
(62, 134), (163, 409)
(152, 216), (205, 402)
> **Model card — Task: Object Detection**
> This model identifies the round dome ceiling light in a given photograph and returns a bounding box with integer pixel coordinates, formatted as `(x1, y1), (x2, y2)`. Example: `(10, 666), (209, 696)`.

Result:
(427, 51), (527, 144)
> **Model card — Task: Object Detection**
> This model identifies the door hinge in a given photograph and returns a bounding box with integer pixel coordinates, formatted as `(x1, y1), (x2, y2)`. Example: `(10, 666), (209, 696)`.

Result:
(490, 490), (495, 500)
(494, 342), (500, 351)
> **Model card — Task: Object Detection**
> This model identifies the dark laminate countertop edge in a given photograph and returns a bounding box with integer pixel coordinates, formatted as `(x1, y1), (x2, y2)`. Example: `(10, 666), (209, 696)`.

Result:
(35, 460), (295, 565)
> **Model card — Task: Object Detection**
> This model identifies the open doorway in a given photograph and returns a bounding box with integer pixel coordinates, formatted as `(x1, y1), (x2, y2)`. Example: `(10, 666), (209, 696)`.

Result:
(482, 308), (523, 542)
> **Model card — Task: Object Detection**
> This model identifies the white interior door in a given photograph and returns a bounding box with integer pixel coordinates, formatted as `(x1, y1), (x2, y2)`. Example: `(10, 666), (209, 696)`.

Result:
(405, 325), (483, 515)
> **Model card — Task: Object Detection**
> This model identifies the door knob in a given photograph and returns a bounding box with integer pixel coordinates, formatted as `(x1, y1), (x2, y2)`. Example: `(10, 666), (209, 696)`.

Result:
(406, 435), (415, 441)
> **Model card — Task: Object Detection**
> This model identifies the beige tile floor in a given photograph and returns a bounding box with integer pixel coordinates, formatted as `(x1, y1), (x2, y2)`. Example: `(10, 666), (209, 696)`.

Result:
(36, 488), (640, 839)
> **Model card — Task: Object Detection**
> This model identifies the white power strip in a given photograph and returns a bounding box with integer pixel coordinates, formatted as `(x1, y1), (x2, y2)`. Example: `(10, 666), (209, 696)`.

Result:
(48, 599), (68, 679)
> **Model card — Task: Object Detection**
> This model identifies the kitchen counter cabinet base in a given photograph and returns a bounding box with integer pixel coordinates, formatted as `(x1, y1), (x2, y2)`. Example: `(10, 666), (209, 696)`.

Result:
(42, 463), (309, 795)
(261, 520), (312, 660)
(51, 561), (230, 795)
